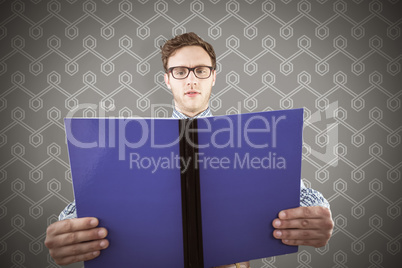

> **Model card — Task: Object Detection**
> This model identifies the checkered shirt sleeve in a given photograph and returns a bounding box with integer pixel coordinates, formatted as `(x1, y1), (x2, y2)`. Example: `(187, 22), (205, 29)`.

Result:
(300, 180), (330, 208)
(59, 200), (77, 220)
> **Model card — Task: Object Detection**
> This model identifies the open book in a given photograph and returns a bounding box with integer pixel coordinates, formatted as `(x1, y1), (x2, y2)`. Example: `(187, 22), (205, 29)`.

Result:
(65, 108), (303, 268)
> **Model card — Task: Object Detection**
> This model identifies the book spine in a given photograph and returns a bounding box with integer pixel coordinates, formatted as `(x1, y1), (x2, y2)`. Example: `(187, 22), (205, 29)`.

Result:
(179, 119), (204, 268)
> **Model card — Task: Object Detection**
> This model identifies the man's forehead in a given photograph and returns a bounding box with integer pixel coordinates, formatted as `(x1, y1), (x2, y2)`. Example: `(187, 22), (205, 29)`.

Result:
(167, 45), (212, 67)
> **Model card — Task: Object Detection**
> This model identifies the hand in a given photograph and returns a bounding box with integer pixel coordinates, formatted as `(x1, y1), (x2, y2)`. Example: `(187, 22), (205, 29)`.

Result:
(214, 261), (250, 268)
(272, 206), (334, 248)
(45, 217), (109, 265)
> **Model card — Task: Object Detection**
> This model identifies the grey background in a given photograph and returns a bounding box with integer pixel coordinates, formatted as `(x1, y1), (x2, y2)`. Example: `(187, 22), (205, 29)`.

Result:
(0, 0), (401, 267)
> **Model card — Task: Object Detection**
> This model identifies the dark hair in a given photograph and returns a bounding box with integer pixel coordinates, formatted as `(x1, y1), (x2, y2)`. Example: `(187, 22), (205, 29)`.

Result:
(161, 32), (216, 72)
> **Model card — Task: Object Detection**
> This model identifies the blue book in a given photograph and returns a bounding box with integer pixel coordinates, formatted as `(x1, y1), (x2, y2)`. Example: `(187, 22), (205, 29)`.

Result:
(65, 109), (303, 268)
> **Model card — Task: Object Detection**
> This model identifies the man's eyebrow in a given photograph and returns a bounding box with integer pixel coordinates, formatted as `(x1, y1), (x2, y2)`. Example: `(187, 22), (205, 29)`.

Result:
(170, 65), (212, 68)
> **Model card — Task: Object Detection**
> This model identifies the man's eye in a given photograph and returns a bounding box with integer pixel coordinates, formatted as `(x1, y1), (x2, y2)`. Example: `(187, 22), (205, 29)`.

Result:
(196, 68), (208, 74)
(174, 69), (187, 76)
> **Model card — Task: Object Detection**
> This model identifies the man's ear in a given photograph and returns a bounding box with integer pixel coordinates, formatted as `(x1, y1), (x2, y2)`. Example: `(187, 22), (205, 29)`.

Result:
(164, 73), (171, 89)
(212, 70), (216, 86)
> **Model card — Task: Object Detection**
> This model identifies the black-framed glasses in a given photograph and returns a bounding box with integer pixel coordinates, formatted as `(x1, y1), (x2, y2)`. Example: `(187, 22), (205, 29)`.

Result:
(168, 66), (214, 79)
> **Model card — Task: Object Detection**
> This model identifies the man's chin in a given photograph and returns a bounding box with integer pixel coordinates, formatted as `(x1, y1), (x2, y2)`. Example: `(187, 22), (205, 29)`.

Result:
(182, 103), (203, 111)
(180, 106), (205, 117)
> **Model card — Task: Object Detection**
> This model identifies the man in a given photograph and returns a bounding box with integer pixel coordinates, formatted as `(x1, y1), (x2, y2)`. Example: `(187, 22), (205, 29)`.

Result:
(45, 32), (334, 267)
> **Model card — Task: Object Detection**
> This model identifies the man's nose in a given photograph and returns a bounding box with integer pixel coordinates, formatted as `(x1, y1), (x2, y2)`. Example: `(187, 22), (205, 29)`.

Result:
(186, 70), (198, 84)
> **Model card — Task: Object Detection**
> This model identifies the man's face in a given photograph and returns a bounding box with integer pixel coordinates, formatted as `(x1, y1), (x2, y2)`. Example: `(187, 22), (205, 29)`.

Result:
(164, 46), (216, 117)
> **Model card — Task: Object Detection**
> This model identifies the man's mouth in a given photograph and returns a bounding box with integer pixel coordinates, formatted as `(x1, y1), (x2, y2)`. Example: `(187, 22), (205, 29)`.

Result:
(185, 90), (200, 96)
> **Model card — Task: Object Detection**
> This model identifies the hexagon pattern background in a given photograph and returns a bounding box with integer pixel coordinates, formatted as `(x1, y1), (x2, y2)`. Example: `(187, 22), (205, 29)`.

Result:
(0, 0), (401, 267)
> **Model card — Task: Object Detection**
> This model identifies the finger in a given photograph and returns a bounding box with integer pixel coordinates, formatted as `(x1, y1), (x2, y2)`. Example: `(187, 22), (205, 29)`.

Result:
(55, 250), (101, 266)
(278, 206), (330, 220)
(273, 229), (328, 241)
(272, 218), (325, 230)
(50, 227), (108, 248)
(47, 217), (99, 236)
(50, 238), (109, 260)
(281, 239), (326, 248)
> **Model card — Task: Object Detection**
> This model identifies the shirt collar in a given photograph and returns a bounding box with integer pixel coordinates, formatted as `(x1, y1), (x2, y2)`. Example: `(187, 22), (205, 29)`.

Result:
(172, 107), (212, 119)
